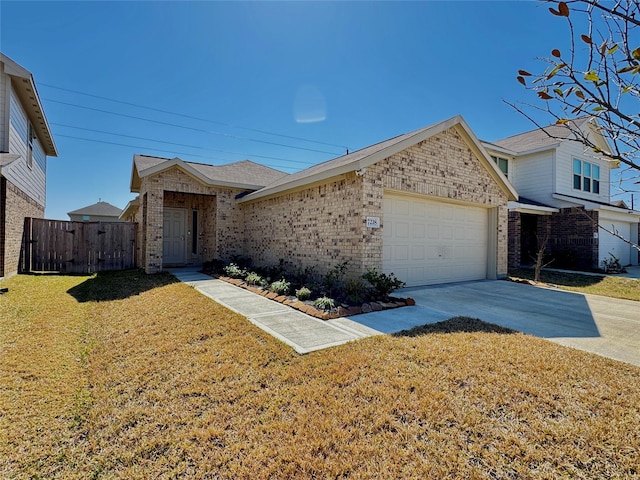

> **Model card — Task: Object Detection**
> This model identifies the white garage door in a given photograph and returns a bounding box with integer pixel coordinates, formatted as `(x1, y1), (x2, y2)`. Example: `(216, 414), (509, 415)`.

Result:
(599, 220), (631, 267)
(383, 194), (489, 286)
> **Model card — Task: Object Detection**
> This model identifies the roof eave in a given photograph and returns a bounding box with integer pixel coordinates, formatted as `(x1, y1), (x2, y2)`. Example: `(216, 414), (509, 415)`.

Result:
(241, 115), (518, 203)
(133, 157), (267, 191)
(2, 54), (58, 157)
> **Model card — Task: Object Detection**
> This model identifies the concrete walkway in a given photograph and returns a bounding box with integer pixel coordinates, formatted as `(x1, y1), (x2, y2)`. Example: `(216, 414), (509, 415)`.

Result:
(170, 268), (640, 366)
(169, 268), (381, 354)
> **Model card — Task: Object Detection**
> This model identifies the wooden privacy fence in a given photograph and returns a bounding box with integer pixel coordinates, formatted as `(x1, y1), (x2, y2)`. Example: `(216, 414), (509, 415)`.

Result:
(21, 218), (137, 274)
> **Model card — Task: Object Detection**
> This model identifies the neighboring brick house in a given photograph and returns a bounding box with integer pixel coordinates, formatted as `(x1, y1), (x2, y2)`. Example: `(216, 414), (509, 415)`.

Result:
(483, 117), (640, 271)
(126, 116), (517, 286)
(68, 200), (123, 222)
(0, 54), (57, 279)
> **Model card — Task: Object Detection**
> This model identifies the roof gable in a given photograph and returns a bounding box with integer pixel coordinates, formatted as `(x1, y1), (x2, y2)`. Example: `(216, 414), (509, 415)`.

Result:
(129, 155), (288, 192)
(240, 115), (517, 202)
(490, 117), (613, 158)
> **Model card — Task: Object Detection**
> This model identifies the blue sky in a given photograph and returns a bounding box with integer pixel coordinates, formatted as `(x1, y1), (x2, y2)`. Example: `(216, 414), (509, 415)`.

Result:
(2, 0), (618, 220)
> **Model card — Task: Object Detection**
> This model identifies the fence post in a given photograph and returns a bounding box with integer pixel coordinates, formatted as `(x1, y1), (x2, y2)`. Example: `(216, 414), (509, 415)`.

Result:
(20, 217), (32, 273)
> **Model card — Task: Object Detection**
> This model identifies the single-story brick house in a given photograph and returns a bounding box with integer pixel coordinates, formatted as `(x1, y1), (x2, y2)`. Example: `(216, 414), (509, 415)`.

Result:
(123, 115), (517, 286)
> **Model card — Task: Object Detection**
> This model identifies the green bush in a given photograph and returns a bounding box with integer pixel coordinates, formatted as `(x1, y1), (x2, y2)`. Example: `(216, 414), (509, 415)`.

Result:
(345, 278), (368, 304)
(295, 286), (312, 301)
(245, 272), (262, 286)
(362, 268), (406, 299)
(224, 263), (246, 279)
(269, 278), (291, 296)
(312, 296), (336, 311)
(323, 261), (349, 297)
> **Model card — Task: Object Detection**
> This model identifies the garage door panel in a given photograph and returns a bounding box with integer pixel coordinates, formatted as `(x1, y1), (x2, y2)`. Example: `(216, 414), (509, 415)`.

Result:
(599, 220), (631, 266)
(383, 195), (488, 286)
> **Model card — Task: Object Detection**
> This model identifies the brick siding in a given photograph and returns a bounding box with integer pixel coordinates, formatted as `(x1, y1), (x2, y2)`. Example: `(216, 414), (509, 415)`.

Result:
(0, 178), (44, 278)
(508, 211), (521, 270)
(547, 207), (599, 270)
(243, 127), (509, 279)
(138, 166), (245, 273)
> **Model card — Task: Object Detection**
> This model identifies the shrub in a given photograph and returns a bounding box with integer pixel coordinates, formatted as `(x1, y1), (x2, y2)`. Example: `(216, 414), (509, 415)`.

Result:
(313, 296), (336, 311)
(602, 253), (626, 274)
(224, 263), (246, 279)
(323, 261), (349, 297)
(295, 286), (312, 301)
(203, 259), (225, 274)
(363, 268), (406, 299)
(245, 272), (262, 286)
(269, 278), (290, 296)
(345, 278), (368, 304)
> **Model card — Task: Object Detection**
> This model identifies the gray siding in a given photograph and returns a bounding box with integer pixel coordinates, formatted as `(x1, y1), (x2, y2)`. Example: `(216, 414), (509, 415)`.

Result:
(0, 71), (8, 152)
(6, 86), (46, 206)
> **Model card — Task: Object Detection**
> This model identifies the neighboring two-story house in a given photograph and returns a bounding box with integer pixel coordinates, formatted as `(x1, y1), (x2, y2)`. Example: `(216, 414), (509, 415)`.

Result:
(0, 53), (57, 279)
(483, 117), (640, 271)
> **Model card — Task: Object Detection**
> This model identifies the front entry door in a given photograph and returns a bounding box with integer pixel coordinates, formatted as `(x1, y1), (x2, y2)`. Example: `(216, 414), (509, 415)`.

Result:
(163, 208), (186, 265)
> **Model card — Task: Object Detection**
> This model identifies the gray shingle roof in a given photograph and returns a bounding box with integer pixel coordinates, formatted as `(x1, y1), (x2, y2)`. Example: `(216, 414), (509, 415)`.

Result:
(68, 201), (122, 217)
(491, 118), (591, 153)
(133, 155), (288, 188)
(243, 121), (463, 201)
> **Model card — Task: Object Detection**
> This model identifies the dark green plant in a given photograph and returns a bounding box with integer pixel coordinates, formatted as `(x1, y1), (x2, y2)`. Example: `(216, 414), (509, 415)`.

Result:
(295, 286), (312, 301)
(323, 261), (349, 297)
(269, 278), (290, 296)
(312, 296), (336, 311)
(362, 268), (406, 300)
(345, 278), (368, 304)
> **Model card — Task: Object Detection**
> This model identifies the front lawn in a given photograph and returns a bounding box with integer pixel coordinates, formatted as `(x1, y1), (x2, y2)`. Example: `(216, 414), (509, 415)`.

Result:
(1, 271), (639, 478)
(508, 268), (640, 302)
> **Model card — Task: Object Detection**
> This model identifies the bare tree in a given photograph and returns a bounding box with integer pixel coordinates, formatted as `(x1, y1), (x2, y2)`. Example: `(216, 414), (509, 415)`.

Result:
(508, 0), (640, 194)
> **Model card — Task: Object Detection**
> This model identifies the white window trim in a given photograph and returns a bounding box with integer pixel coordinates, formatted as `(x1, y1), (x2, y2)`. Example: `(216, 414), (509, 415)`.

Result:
(573, 158), (600, 194)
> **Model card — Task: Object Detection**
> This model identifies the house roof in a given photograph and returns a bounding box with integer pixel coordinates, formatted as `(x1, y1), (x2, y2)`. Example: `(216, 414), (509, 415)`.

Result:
(68, 200), (122, 217)
(130, 155), (289, 192)
(489, 117), (612, 157)
(240, 115), (518, 202)
(1, 53), (57, 157)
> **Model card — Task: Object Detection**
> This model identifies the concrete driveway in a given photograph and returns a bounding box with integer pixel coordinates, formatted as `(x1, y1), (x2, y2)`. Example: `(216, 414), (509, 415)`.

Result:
(354, 280), (640, 367)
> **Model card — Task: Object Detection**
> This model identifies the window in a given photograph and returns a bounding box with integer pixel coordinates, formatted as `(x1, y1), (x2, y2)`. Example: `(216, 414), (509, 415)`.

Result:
(27, 122), (35, 169)
(191, 210), (198, 255)
(573, 159), (600, 194)
(491, 155), (509, 176)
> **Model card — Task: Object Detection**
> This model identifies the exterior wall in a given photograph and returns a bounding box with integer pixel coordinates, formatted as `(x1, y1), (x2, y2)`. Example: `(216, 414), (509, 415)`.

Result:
(242, 173), (366, 277)
(242, 127), (510, 279)
(0, 70), (9, 152)
(6, 85), (47, 206)
(508, 211), (521, 270)
(0, 178), (44, 278)
(508, 150), (555, 205)
(68, 214), (122, 222)
(547, 207), (599, 271)
(555, 139), (611, 204)
(138, 166), (245, 273)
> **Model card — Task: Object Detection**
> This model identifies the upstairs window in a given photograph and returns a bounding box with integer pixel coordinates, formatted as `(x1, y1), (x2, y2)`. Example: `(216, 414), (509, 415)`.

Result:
(491, 155), (509, 177)
(573, 159), (600, 194)
(27, 122), (35, 169)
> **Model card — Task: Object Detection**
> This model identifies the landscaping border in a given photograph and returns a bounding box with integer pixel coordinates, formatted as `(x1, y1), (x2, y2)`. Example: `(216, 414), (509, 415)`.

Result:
(216, 275), (415, 320)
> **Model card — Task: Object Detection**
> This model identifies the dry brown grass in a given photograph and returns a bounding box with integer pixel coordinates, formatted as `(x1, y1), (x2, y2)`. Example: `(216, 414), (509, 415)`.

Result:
(509, 268), (640, 302)
(1, 271), (639, 479)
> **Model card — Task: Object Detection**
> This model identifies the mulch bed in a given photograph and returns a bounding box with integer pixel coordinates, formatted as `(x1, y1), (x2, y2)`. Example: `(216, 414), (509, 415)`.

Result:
(215, 275), (415, 320)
